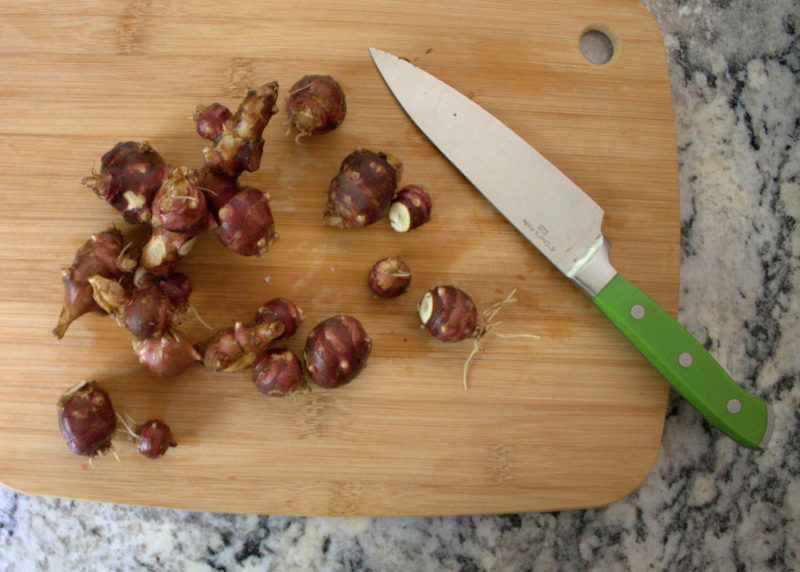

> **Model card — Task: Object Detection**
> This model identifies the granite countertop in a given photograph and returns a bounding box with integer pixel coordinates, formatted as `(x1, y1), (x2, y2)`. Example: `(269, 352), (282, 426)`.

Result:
(1, 0), (798, 569)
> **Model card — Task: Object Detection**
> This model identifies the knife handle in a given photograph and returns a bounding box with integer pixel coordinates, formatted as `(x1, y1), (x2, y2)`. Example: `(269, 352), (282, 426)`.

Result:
(593, 273), (773, 449)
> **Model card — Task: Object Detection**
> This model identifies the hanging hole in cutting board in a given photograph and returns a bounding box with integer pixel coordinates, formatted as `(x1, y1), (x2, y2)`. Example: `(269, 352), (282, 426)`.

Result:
(579, 27), (616, 65)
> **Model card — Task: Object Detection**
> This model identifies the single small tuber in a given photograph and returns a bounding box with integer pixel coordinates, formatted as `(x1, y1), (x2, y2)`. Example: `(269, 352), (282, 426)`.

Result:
(133, 329), (201, 378)
(303, 315), (371, 388)
(57, 380), (117, 457)
(323, 148), (403, 228)
(389, 185), (432, 232)
(136, 420), (177, 458)
(197, 320), (285, 372)
(286, 74), (346, 138)
(82, 141), (168, 224)
(252, 348), (307, 396)
(368, 256), (411, 298)
(254, 297), (304, 339)
(196, 82), (280, 177)
(151, 166), (215, 235)
(54, 228), (138, 338)
(215, 187), (278, 257)
(418, 285), (482, 343)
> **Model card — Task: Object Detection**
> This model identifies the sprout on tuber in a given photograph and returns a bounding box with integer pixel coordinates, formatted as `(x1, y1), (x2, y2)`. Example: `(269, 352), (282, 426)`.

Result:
(54, 228), (138, 338)
(389, 185), (432, 232)
(254, 297), (304, 339)
(82, 141), (168, 224)
(303, 315), (371, 388)
(197, 320), (285, 372)
(286, 74), (346, 139)
(368, 256), (411, 298)
(252, 348), (307, 396)
(57, 380), (117, 458)
(151, 166), (215, 235)
(133, 329), (201, 378)
(323, 148), (403, 228)
(215, 187), (278, 257)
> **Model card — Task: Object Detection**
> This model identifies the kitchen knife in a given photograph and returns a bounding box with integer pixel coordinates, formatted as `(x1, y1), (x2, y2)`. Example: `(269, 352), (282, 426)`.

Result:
(370, 48), (773, 449)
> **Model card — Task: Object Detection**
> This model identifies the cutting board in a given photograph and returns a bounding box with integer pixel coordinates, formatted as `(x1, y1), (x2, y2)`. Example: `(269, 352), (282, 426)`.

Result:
(0, 0), (679, 516)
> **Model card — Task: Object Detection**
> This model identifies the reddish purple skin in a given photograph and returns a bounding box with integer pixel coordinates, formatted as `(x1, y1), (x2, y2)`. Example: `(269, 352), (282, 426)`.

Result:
(215, 187), (277, 257)
(368, 256), (411, 298)
(303, 315), (372, 388)
(201, 82), (279, 177)
(252, 348), (306, 396)
(287, 75), (346, 136)
(254, 297), (304, 339)
(197, 321), (284, 372)
(151, 167), (215, 234)
(57, 381), (116, 457)
(122, 286), (174, 339)
(159, 272), (192, 309)
(392, 185), (432, 230)
(54, 228), (135, 338)
(136, 420), (177, 458)
(195, 166), (240, 214)
(422, 285), (480, 343)
(134, 330), (200, 378)
(140, 226), (202, 277)
(194, 103), (232, 141)
(82, 141), (168, 224)
(324, 149), (402, 228)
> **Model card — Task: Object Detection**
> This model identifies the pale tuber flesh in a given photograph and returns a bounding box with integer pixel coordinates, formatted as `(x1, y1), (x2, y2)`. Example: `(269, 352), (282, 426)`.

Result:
(368, 256), (411, 298)
(324, 148), (403, 228)
(82, 141), (168, 224)
(286, 75), (346, 138)
(254, 297), (304, 339)
(389, 185), (432, 232)
(303, 315), (371, 388)
(215, 187), (277, 257)
(252, 348), (307, 396)
(57, 381), (117, 457)
(54, 228), (138, 339)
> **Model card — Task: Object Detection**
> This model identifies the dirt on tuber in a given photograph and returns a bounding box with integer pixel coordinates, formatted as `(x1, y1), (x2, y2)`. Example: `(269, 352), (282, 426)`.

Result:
(252, 348), (307, 396)
(303, 315), (372, 388)
(324, 148), (403, 228)
(57, 381), (117, 458)
(368, 256), (411, 298)
(286, 74), (346, 139)
(389, 184), (432, 232)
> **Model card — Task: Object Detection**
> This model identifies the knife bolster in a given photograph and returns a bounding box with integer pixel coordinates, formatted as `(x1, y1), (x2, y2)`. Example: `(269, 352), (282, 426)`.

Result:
(571, 237), (617, 297)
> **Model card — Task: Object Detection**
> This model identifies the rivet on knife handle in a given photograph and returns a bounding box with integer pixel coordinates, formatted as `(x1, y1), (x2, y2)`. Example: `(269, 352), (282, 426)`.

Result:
(591, 268), (774, 449)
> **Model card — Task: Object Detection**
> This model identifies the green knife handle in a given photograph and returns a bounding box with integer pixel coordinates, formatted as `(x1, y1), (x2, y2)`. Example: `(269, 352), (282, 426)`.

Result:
(593, 273), (773, 449)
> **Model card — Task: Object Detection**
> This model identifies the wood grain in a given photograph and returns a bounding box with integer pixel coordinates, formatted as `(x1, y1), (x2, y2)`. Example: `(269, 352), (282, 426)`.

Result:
(0, 0), (679, 515)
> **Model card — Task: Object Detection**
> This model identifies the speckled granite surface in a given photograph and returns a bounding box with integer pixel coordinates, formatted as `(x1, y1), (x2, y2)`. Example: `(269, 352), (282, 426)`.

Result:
(1, 1), (798, 570)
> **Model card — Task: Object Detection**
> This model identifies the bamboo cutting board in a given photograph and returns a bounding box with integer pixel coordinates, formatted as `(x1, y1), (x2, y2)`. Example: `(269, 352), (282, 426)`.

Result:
(0, 0), (679, 515)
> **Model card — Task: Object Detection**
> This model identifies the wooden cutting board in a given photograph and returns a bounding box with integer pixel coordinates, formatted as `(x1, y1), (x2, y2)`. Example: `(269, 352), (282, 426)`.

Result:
(0, 0), (679, 515)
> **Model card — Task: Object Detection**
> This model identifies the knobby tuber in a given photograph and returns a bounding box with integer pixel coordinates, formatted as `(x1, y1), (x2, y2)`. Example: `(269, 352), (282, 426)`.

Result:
(286, 75), (346, 139)
(151, 166), (215, 235)
(57, 381), (117, 458)
(195, 166), (240, 215)
(324, 148), (403, 228)
(304, 315), (371, 388)
(82, 141), (168, 224)
(252, 348), (307, 396)
(389, 185), (432, 232)
(197, 320), (285, 372)
(139, 227), (198, 277)
(254, 297), (304, 339)
(133, 329), (201, 378)
(418, 285), (482, 343)
(215, 187), (278, 257)
(195, 81), (280, 177)
(53, 228), (138, 339)
(368, 256), (411, 298)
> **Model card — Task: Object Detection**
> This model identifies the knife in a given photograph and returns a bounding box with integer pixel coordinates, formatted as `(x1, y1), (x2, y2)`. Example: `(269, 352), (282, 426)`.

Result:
(370, 48), (774, 449)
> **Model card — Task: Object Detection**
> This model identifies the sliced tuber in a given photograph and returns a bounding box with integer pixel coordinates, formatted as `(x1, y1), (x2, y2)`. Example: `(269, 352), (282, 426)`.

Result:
(389, 185), (432, 232)
(133, 329), (201, 378)
(286, 74), (346, 139)
(215, 187), (278, 257)
(368, 256), (411, 298)
(82, 141), (168, 224)
(252, 348), (307, 396)
(54, 228), (138, 339)
(303, 315), (371, 388)
(324, 148), (403, 228)
(196, 82), (280, 177)
(57, 380), (117, 458)
(254, 297), (304, 339)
